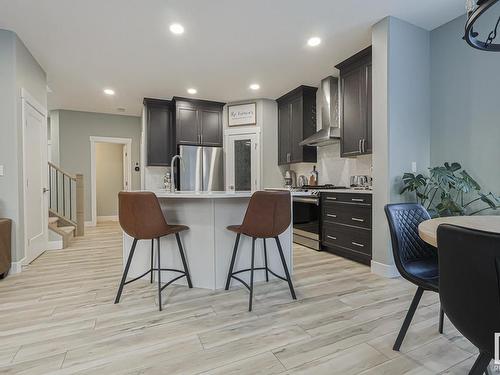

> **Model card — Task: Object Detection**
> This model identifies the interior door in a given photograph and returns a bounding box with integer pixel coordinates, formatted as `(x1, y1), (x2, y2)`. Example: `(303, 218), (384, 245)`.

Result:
(225, 133), (260, 191)
(24, 99), (48, 263)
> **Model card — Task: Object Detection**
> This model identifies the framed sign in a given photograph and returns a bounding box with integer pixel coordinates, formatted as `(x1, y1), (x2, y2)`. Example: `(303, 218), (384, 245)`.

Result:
(228, 102), (256, 126)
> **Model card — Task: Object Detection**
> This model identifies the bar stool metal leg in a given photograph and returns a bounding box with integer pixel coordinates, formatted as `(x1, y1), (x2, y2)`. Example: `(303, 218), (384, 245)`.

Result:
(175, 233), (193, 288)
(115, 238), (138, 304)
(225, 233), (241, 290)
(439, 306), (444, 334)
(393, 286), (424, 351)
(249, 237), (256, 311)
(263, 238), (269, 282)
(150, 239), (154, 284)
(157, 237), (162, 311)
(274, 236), (297, 300)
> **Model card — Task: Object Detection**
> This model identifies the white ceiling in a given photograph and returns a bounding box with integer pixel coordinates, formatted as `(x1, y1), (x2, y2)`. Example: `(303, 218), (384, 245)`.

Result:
(0, 0), (465, 116)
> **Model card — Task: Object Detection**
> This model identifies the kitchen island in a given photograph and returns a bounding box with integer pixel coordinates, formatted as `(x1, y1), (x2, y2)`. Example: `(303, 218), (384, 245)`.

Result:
(122, 191), (294, 290)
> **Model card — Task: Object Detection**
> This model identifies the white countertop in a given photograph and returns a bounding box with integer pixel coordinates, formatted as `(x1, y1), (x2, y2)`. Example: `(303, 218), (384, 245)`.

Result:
(150, 190), (312, 199)
(266, 187), (372, 195)
(153, 190), (253, 199)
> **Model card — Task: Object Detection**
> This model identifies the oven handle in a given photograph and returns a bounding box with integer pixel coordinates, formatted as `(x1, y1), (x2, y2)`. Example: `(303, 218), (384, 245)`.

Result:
(293, 197), (320, 205)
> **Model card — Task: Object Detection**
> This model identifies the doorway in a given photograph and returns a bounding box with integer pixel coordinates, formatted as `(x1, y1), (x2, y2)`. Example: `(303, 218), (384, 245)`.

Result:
(22, 89), (48, 263)
(90, 137), (132, 226)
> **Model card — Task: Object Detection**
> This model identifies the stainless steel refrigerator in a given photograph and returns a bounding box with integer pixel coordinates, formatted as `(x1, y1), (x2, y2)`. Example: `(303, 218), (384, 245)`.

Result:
(179, 145), (224, 191)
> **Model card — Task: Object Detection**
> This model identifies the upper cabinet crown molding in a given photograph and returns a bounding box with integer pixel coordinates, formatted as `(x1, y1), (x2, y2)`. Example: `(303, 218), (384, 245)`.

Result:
(277, 85), (318, 165)
(336, 46), (372, 157)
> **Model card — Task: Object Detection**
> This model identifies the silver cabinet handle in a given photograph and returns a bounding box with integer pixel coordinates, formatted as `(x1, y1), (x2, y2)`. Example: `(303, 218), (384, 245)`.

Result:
(358, 139), (362, 153)
(351, 241), (365, 247)
(327, 235), (337, 240)
(327, 214), (337, 218)
(351, 198), (364, 202)
(351, 217), (364, 222)
(326, 197), (337, 201)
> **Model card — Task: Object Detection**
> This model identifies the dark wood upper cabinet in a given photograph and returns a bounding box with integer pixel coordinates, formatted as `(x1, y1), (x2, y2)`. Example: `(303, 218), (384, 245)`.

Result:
(144, 98), (175, 166)
(336, 46), (372, 157)
(277, 86), (317, 165)
(173, 97), (224, 147)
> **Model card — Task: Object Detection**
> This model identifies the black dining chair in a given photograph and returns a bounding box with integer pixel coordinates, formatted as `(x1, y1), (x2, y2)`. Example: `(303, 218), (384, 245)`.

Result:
(384, 203), (444, 351)
(438, 224), (500, 375)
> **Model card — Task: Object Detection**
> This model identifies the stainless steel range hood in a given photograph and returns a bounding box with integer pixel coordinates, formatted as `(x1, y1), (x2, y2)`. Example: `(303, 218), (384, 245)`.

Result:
(299, 76), (340, 147)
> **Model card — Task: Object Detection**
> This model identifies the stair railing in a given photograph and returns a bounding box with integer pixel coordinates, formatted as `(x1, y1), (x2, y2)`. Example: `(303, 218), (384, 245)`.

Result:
(48, 162), (84, 236)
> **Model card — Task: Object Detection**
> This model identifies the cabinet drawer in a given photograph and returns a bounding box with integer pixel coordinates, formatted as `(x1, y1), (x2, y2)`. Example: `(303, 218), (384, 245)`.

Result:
(322, 222), (371, 256)
(323, 203), (371, 229)
(322, 192), (372, 205)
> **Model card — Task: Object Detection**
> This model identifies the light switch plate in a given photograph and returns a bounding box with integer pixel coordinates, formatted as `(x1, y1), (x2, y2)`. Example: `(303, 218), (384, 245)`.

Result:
(0, 165), (4, 176)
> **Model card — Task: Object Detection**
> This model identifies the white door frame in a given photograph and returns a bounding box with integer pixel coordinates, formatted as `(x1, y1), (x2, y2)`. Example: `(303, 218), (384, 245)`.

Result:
(90, 136), (132, 226)
(21, 88), (48, 265)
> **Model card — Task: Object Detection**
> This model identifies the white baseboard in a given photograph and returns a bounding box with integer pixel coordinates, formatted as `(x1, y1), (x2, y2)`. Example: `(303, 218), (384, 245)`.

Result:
(97, 215), (118, 222)
(371, 260), (400, 278)
(46, 240), (63, 251)
(10, 257), (26, 274)
(85, 220), (95, 227)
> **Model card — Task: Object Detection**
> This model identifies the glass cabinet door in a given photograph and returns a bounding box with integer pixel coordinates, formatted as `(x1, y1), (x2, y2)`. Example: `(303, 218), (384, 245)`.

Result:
(226, 133), (259, 191)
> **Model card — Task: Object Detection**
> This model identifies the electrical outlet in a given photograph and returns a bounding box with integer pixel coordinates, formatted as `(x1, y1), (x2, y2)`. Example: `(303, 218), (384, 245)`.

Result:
(0, 165), (4, 176)
(411, 162), (417, 173)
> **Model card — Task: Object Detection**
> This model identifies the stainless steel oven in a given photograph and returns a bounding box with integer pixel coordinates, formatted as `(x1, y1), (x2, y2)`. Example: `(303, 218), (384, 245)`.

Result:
(293, 195), (321, 251)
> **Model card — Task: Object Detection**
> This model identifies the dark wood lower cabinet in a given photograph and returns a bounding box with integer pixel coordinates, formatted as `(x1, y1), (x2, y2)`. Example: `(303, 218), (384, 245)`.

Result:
(321, 192), (372, 265)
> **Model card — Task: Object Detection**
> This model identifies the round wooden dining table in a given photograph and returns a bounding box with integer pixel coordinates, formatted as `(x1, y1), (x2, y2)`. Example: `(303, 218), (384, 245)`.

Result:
(418, 215), (500, 247)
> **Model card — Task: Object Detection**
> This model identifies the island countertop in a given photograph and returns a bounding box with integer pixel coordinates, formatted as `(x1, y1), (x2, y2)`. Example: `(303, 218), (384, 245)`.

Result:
(144, 190), (312, 199)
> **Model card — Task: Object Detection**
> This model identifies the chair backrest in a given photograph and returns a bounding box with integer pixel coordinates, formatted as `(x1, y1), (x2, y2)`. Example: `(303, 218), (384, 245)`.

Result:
(118, 192), (169, 239)
(240, 191), (291, 238)
(384, 203), (437, 277)
(437, 224), (500, 355)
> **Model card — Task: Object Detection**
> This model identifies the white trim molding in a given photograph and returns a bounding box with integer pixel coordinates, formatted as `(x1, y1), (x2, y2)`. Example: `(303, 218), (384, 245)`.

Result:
(46, 240), (63, 251)
(89, 136), (132, 227)
(371, 260), (400, 278)
(10, 257), (27, 274)
(97, 215), (119, 222)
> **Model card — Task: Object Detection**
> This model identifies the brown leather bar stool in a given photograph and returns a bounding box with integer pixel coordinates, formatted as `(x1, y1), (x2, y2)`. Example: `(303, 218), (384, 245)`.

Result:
(115, 192), (193, 311)
(225, 191), (296, 311)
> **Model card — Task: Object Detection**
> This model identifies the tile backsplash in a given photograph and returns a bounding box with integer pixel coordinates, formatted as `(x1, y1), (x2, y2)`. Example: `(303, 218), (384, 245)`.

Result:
(286, 143), (372, 187)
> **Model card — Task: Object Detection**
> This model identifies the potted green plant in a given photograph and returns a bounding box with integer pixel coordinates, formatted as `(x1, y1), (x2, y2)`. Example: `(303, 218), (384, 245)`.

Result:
(400, 162), (500, 217)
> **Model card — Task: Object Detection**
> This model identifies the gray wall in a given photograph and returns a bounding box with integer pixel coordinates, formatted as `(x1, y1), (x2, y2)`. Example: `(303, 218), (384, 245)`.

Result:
(431, 14), (500, 196)
(57, 110), (141, 221)
(0, 29), (47, 262)
(371, 17), (431, 275)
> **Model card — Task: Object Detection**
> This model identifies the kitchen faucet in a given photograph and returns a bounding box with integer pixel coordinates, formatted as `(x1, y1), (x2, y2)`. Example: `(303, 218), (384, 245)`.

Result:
(170, 155), (184, 192)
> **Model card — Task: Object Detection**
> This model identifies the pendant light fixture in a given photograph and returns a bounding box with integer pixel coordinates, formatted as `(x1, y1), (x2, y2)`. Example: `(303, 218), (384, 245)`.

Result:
(464, 0), (500, 51)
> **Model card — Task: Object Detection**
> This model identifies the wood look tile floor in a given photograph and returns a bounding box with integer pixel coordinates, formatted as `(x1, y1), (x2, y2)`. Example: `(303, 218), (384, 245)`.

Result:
(0, 222), (483, 374)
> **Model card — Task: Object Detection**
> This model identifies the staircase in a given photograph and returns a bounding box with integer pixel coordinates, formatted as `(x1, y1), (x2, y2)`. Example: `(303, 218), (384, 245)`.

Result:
(48, 162), (84, 248)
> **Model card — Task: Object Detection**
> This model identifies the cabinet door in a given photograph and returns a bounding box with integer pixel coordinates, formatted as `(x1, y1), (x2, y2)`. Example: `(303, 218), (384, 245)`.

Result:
(176, 106), (199, 145)
(340, 67), (365, 157)
(147, 104), (173, 166)
(200, 108), (222, 146)
(364, 63), (372, 154)
(290, 96), (304, 163)
(278, 103), (291, 165)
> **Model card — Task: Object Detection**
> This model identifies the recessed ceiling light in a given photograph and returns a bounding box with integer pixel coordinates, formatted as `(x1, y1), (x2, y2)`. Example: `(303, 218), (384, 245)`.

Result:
(170, 23), (185, 35)
(307, 37), (321, 47)
(249, 83), (260, 90)
(187, 88), (197, 94)
(103, 88), (115, 96)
